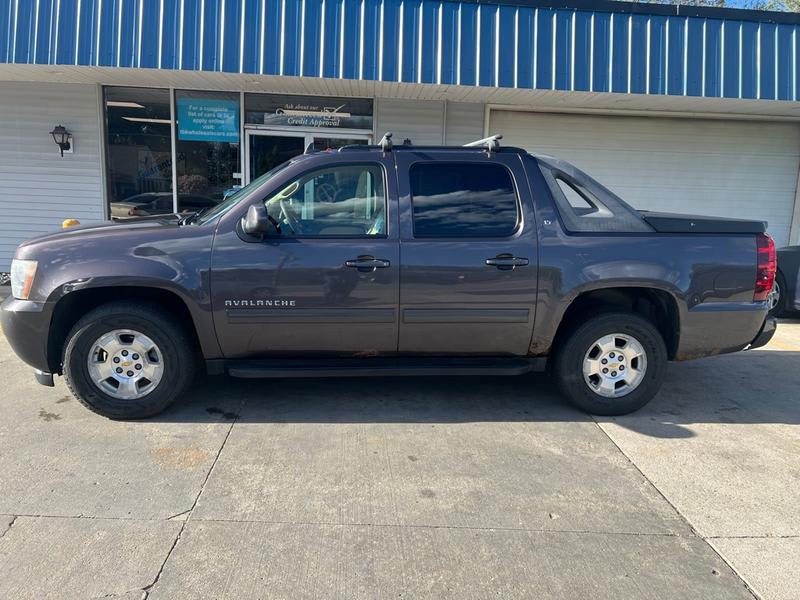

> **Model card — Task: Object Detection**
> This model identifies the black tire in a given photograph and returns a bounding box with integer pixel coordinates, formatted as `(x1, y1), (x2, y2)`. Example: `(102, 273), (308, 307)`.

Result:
(768, 271), (787, 318)
(553, 312), (668, 416)
(63, 301), (197, 419)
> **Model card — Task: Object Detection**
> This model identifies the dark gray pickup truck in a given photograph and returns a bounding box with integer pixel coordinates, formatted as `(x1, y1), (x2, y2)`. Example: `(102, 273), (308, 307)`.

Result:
(1, 135), (777, 419)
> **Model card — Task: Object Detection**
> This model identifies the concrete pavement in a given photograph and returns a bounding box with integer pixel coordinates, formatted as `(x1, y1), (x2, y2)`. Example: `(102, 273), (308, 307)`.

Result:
(0, 319), (798, 599)
(595, 319), (800, 600)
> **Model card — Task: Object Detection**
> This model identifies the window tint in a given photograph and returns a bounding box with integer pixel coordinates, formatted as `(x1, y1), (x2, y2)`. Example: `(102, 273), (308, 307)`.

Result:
(265, 164), (386, 237)
(410, 163), (519, 237)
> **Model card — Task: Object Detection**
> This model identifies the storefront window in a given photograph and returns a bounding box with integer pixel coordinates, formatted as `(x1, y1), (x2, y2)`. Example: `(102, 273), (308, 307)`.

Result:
(104, 87), (173, 219)
(103, 89), (375, 219)
(175, 90), (241, 212)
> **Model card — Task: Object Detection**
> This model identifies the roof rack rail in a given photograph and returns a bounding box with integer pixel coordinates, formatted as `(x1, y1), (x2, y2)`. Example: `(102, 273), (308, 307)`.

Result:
(378, 131), (393, 152)
(464, 134), (502, 153)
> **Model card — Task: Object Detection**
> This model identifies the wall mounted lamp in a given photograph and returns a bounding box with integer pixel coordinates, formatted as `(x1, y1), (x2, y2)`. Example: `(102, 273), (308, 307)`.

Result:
(50, 125), (73, 156)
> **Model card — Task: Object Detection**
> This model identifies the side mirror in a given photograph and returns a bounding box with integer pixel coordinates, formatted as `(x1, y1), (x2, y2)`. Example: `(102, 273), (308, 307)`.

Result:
(242, 204), (270, 236)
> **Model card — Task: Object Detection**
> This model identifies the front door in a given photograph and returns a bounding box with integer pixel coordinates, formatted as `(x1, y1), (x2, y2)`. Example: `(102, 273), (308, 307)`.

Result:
(211, 155), (399, 358)
(395, 151), (539, 355)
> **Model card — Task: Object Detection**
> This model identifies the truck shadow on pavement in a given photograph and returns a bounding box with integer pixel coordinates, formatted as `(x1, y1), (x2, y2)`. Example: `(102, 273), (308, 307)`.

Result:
(153, 349), (800, 440)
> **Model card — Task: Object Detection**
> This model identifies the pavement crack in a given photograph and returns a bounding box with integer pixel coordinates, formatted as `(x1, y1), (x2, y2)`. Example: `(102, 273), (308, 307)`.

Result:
(3, 513), (148, 522)
(706, 534), (800, 540)
(90, 590), (147, 600)
(142, 397), (245, 598)
(181, 516), (687, 538)
(165, 509), (192, 521)
(0, 515), (17, 539)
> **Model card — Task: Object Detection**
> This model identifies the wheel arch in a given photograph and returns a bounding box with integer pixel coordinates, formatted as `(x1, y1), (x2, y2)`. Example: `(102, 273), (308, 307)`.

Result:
(550, 287), (680, 360)
(47, 286), (206, 374)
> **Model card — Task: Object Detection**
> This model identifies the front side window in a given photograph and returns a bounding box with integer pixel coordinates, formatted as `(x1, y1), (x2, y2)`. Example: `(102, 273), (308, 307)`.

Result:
(410, 163), (519, 238)
(265, 164), (386, 237)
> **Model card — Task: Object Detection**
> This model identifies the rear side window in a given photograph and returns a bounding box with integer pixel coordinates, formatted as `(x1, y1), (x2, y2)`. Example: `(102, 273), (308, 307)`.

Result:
(410, 162), (519, 238)
(537, 157), (652, 234)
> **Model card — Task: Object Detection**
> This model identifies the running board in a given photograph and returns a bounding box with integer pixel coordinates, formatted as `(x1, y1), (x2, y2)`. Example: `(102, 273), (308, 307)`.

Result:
(214, 357), (546, 379)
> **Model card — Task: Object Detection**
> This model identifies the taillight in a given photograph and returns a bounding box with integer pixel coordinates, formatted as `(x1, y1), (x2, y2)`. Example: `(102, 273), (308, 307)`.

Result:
(128, 207), (141, 216)
(754, 233), (776, 302)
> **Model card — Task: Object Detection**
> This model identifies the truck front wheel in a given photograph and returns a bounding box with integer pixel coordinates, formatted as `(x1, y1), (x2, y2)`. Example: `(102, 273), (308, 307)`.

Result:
(553, 312), (667, 416)
(62, 301), (197, 419)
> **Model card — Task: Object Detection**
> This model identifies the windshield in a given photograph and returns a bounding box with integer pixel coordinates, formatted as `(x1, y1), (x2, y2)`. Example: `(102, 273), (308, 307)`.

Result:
(194, 160), (293, 225)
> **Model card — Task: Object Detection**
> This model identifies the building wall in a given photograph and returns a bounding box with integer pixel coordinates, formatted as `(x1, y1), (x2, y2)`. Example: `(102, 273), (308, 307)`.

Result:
(0, 81), (105, 270)
(444, 102), (486, 145)
(375, 99), (484, 146)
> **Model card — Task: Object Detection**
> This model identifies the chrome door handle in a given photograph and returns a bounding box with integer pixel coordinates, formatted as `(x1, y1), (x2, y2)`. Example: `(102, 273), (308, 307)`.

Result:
(345, 256), (391, 272)
(485, 255), (529, 270)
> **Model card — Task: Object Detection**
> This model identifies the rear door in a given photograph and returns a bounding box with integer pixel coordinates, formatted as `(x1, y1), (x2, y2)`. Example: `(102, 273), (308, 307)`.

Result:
(395, 151), (539, 355)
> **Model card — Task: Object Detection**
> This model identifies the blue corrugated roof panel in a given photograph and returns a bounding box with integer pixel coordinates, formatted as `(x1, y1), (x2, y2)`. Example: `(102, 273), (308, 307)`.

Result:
(1, 0), (797, 101)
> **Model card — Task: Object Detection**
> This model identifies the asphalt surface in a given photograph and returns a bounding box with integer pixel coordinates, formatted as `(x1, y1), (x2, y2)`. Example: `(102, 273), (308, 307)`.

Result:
(0, 303), (797, 599)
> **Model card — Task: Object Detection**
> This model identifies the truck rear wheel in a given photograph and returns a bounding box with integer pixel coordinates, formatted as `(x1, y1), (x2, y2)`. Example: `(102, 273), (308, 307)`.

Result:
(553, 312), (667, 416)
(63, 301), (196, 419)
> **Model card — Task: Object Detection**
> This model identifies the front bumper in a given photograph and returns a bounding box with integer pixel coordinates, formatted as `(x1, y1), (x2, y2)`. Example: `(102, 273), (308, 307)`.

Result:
(0, 295), (53, 374)
(747, 316), (777, 350)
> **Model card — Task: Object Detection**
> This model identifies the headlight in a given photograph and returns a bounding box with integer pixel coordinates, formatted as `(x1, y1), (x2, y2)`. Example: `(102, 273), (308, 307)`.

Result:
(10, 259), (38, 300)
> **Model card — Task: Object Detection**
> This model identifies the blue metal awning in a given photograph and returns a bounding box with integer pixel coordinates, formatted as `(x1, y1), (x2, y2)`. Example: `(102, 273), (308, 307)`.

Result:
(1, 0), (798, 101)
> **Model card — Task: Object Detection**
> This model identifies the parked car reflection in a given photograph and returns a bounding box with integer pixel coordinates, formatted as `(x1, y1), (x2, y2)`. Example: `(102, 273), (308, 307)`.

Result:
(110, 193), (218, 219)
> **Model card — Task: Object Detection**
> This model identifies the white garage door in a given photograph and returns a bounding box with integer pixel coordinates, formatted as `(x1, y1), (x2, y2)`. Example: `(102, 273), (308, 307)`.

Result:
(490, 111), (800, 246)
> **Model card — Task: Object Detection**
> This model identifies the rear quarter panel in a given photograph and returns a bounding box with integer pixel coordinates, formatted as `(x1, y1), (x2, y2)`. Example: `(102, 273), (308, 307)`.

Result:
(524, 156), (763, 360)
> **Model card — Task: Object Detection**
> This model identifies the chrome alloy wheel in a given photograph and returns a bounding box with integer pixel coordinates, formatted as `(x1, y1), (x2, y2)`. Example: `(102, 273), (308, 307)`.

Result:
(86, 329), (164, 400)
(768, 280), (781, 311)
(582, 333), (647, 398)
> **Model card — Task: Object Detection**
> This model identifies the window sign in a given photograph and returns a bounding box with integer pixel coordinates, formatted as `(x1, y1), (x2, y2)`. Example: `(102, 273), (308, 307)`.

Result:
(175, 90), (241, 208)
(245, 94), (373, 130)
(177, 97), (240, 142)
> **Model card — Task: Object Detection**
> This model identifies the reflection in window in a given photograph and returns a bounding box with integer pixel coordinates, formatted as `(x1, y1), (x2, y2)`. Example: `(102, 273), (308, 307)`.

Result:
(175, 90), (241, 213)
(265, 165), (386, 237)
(312, 137), (368, 152)
(104, 87), (173, 219)
(249, 135), (306, 181)
(410, 163), (519, 237)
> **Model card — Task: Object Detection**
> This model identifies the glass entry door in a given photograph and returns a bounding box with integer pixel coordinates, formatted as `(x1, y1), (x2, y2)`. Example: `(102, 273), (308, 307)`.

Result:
(245, 130), (371, 183)
(248, 134), (306, 182)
